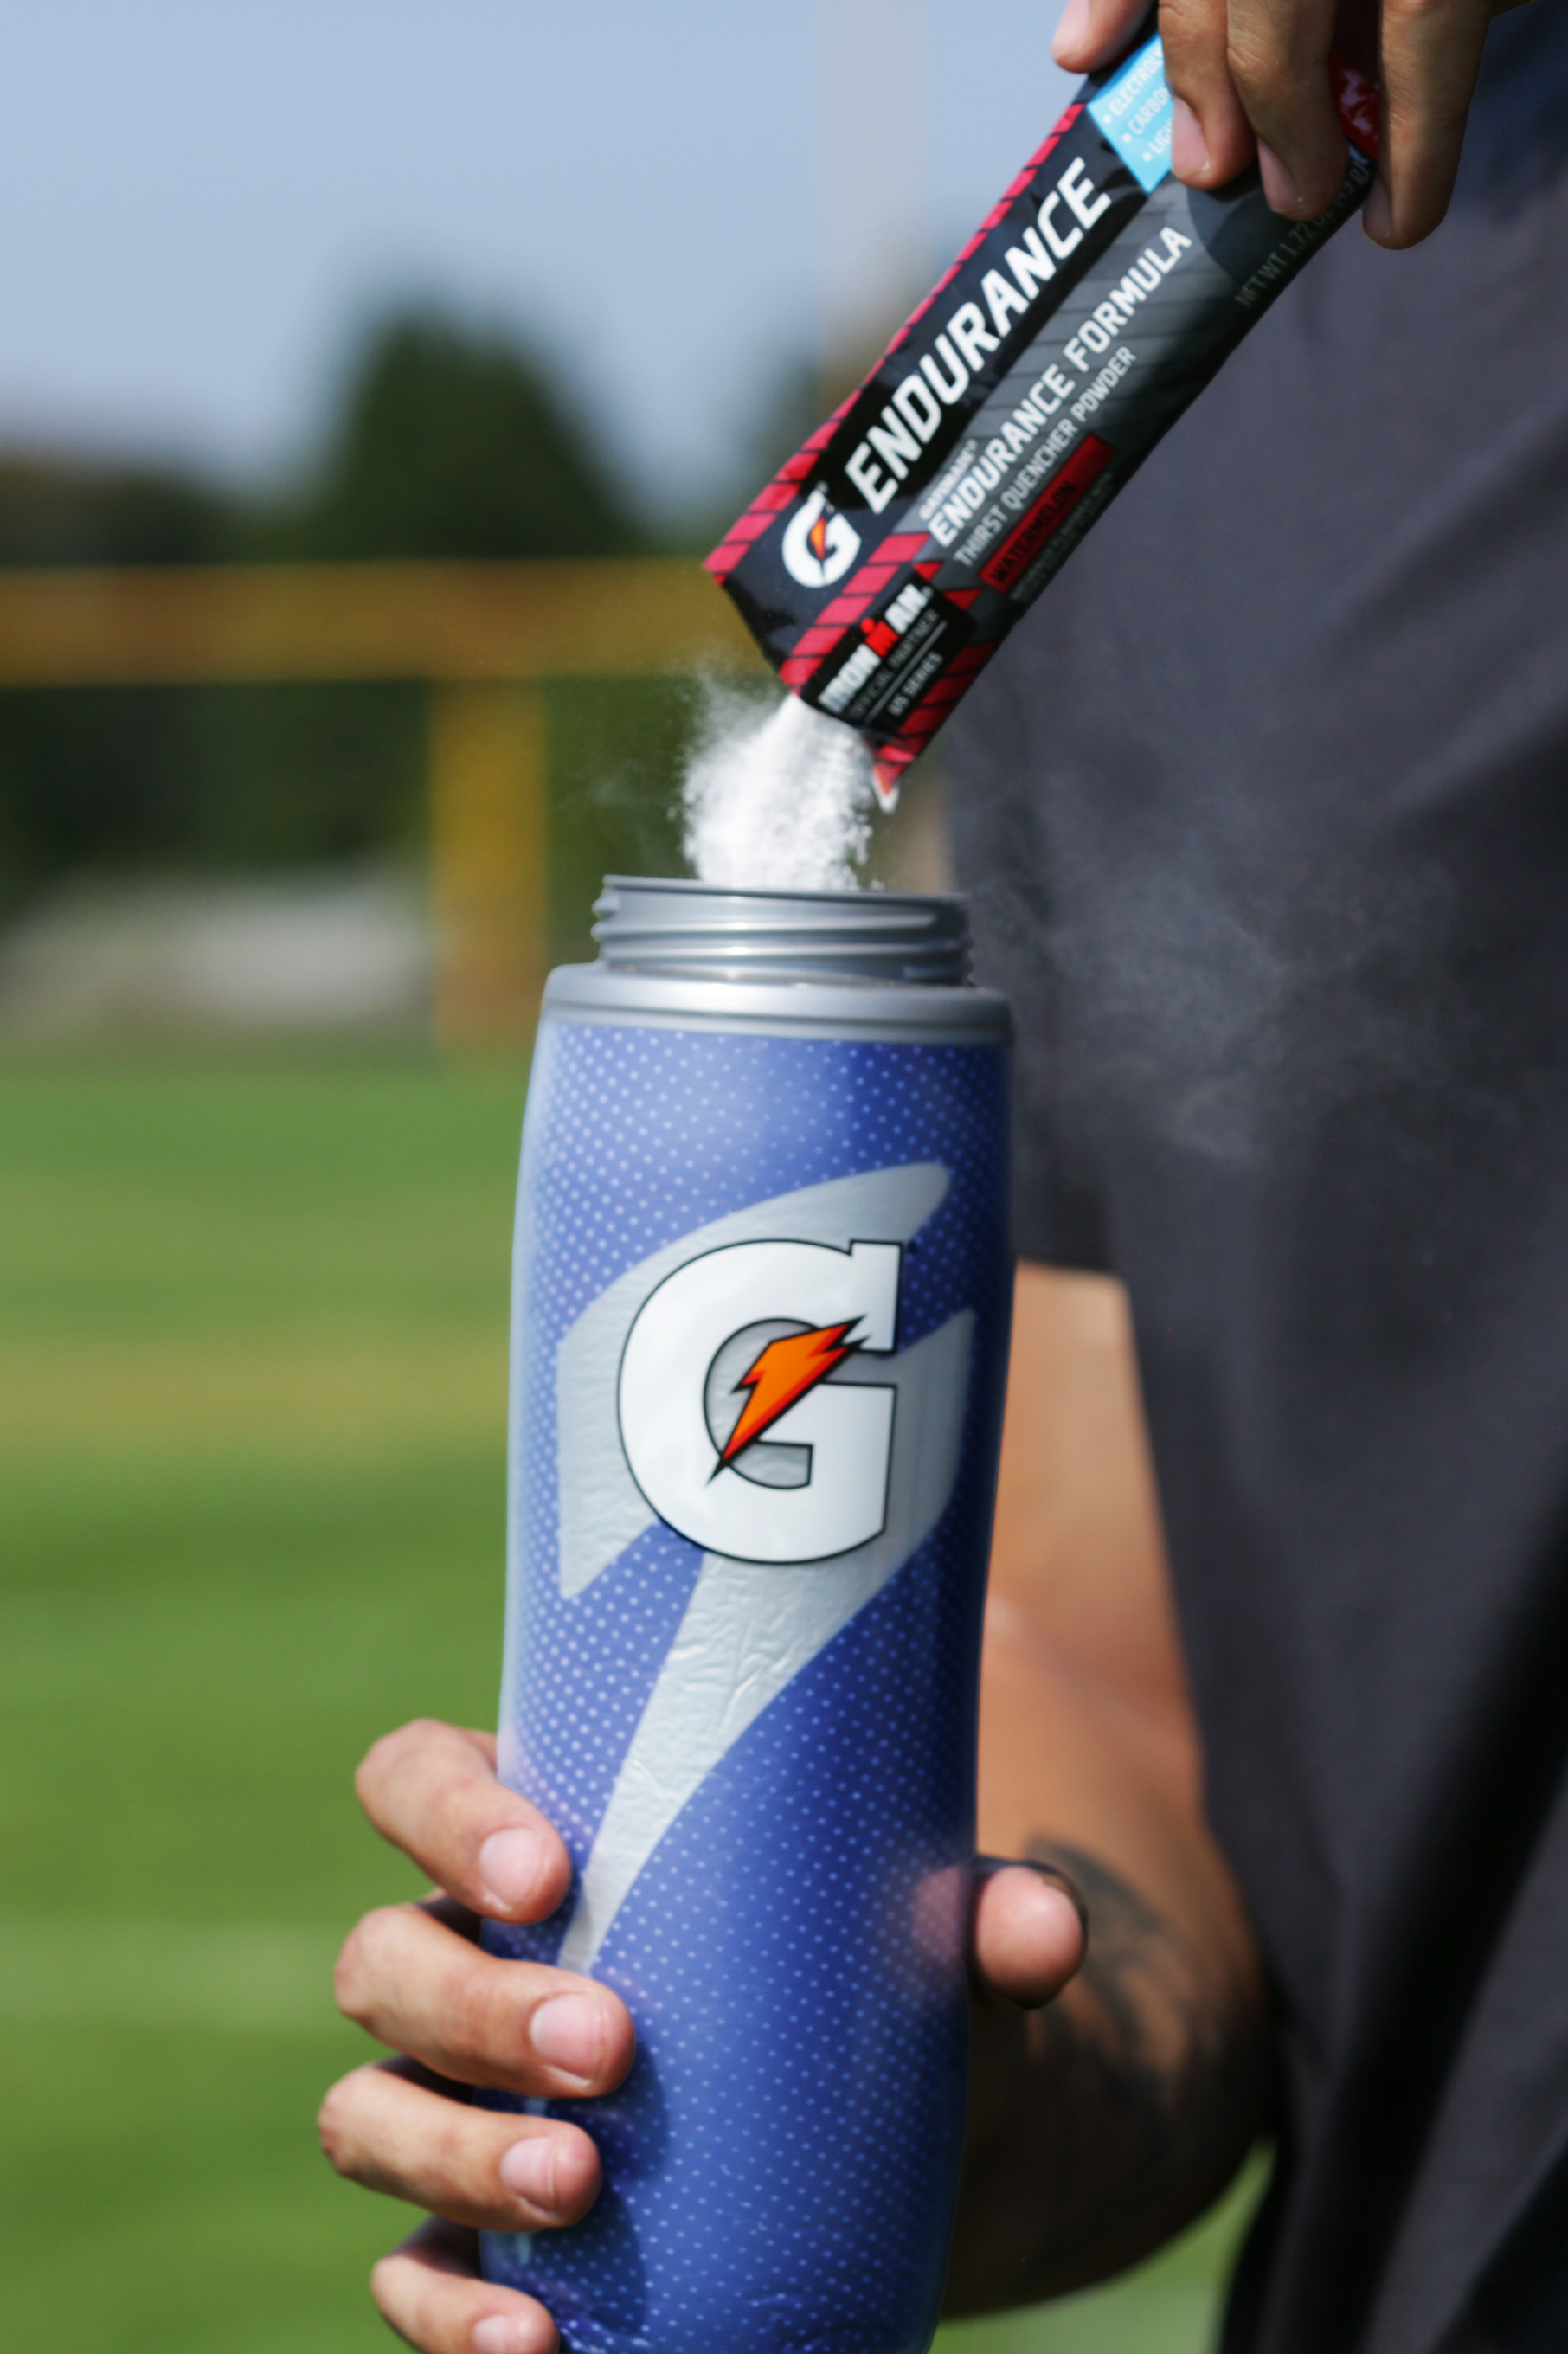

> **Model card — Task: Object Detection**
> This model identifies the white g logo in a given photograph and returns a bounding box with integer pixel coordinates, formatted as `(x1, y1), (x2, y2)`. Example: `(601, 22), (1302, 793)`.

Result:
(781, 488), (862, 591)
(617, 1237), (900, 1564)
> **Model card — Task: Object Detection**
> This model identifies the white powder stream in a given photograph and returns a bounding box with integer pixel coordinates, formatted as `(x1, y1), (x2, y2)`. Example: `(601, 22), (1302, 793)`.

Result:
(682, 690), (877, 892)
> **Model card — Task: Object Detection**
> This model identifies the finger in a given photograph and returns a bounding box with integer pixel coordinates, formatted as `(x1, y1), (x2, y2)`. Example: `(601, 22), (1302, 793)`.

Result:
(336, 1901), (635, 2100)
(1362, 0), (1492, 248)
(1221, 0), (1348, 217)
(1052, 0), (1154, 72)
(357, 1720), (572, 1926)
(971, 1861), (1088, 2009)
(1159, 0), (1259, 193)
(371, 2217), (557, 2354)
(320, 2061), (601, 2234)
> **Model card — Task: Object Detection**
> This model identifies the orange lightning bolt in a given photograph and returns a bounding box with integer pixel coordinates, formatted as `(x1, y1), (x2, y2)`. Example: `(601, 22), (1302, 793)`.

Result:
(719, 1322), (859, 1467)
(808, 511), (831, 563)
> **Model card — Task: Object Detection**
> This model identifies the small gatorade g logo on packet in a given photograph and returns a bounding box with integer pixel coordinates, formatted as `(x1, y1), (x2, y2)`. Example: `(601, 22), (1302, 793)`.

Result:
(707, 32), (1380, 813)
(781, 488), (863, 589)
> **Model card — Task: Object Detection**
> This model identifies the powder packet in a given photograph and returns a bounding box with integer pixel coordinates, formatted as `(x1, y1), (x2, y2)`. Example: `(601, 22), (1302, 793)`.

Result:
(706, 30), (1379, 809)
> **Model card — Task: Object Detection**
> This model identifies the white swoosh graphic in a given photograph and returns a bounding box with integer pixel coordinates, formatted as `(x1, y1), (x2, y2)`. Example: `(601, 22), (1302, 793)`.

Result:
(556, 1309), (973, 1972)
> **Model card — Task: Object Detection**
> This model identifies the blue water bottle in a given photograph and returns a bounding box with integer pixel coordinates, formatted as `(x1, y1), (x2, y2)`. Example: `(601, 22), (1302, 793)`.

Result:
(483, 878), (1012, 2354)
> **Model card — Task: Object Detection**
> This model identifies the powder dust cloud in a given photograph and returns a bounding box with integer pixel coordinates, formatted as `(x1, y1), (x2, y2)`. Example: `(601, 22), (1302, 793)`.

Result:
(682, 688), (876, 893)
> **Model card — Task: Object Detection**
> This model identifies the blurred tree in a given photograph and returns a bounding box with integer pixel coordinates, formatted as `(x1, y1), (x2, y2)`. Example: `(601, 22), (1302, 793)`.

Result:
(0, 453), (237, 568)
(270, 310), (641, 562)
(0, 456), (241, 903)
(0, 307), (652, 906)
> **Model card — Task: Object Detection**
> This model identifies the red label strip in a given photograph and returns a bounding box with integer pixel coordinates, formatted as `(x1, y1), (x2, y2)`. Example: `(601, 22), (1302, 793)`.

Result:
(981, 435), (1115, 595)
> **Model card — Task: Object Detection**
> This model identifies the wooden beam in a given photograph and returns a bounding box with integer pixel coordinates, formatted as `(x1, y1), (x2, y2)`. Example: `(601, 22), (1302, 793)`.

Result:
(0, 558), (765, 687)
(430, 683), (550, 1049)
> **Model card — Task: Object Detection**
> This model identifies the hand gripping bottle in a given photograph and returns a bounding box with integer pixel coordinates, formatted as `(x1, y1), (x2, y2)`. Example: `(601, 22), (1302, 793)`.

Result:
(481, 878), (1012, 2354)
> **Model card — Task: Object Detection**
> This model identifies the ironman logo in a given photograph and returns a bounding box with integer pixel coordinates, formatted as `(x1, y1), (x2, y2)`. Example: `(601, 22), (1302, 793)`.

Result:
(781, 487), (861, 591)
(617, 1238), (899, 1564)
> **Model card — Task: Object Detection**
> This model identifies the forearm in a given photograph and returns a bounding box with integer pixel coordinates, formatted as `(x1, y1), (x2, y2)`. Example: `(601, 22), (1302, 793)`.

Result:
(945, 1267), (1275, 2308)
(948, 1614), (1271, 2307)
(948, 1838), (1271, 2308)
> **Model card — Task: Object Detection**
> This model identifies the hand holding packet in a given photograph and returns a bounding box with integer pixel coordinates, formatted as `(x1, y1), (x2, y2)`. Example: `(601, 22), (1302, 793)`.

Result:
(706, 32), (1380, 809)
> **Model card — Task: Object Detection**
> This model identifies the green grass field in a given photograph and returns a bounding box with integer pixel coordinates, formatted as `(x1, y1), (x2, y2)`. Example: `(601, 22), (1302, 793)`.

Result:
(0, 1058), (1254, 2354)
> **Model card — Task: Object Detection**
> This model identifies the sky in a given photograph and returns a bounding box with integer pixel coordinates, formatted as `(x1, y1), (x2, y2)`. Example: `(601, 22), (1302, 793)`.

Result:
(0, 1), (1074, 518)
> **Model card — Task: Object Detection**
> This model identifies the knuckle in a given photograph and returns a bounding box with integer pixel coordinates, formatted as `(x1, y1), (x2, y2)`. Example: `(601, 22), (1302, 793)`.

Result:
(332, 1937), (369, 2025)
(317, 2072), (365, 2176)
(332, 1921), (375, 2023)
(402, 1714), (452, 1749)
(333, 1907), (401, 2023)
(356, 1716), (436, 1806)
(354, 1725), (405, 1801)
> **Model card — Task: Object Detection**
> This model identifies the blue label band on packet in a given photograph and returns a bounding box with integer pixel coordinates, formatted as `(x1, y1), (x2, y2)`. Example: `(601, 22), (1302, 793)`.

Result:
(1087, 33), (1174, 193)
(708, 35), (1379, 809)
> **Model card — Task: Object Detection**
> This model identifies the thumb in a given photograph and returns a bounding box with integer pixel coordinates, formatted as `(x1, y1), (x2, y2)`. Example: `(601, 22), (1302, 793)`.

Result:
(971, 1856), (1088, 2009)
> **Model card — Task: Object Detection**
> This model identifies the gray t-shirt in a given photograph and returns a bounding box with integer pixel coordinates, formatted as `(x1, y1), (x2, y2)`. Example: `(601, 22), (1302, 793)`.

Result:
(946, 13), (1568, 2350)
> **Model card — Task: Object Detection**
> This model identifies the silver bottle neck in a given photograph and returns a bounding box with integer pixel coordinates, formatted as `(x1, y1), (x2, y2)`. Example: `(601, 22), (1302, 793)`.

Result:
(591, 878), (973, 990)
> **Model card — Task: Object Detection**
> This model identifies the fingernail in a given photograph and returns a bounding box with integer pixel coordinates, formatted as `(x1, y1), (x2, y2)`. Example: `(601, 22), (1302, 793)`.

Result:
(500, 2135), (560, 2209)
(1256, 140), (1302, 213)
(1051, 0), (1092, 61)
(1363, 176), (1393, 243)
(479, 1827), (551, 1914)
(473, 2319), (530, 2354)
(1170, 97), (1209, 178)
(531, 1993), (607, 2080)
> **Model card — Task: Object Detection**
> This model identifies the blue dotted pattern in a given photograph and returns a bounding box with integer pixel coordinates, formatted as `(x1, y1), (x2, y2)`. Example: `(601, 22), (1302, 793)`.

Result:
(483, 1019), (1011, 2354)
